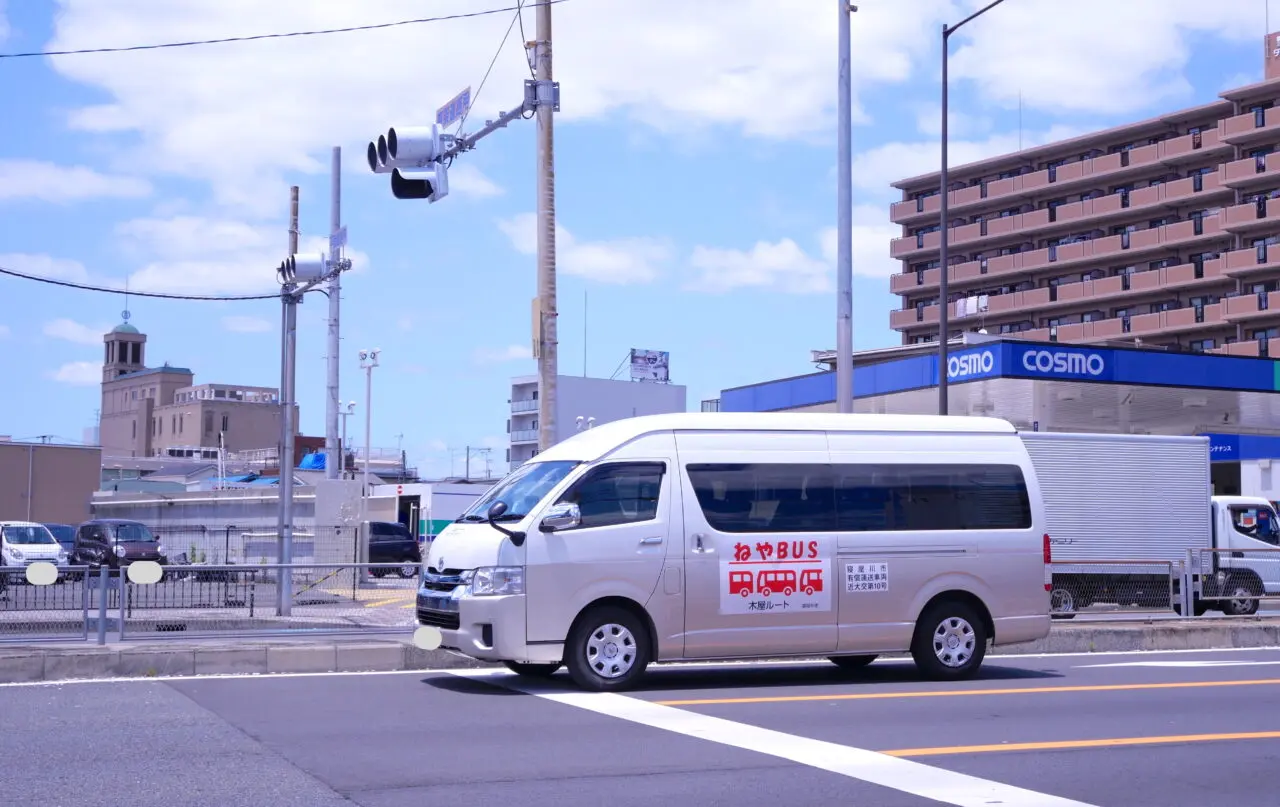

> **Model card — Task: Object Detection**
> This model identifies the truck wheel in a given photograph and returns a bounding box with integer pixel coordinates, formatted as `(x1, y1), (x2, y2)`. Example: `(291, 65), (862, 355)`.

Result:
(1049, 586), (1078, 620)
(502, 660), (561, 678)
(1222, 576), (1262, 616)
(565, 605), (652, 692)
(911, 600), (988, 681)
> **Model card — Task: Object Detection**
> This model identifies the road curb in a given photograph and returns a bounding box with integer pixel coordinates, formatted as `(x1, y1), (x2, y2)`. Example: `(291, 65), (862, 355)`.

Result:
(1, 620), (1278, 683)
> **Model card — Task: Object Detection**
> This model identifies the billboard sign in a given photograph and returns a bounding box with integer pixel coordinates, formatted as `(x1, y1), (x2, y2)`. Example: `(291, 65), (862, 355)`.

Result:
(630, 349), (670, 382)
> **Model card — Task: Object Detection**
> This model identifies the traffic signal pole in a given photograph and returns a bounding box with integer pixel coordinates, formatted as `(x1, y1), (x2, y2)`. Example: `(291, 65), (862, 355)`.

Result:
(278, 186), (300, 616)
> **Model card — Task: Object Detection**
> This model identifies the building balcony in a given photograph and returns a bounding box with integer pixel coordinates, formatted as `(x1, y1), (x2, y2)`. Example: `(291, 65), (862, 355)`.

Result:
(888, 127), (1230, 226)
(1223, 290), (1280, 322)
(1210, 338), (1272, 358)
(510, 399), (538, 413)
(1221, 153), (1280, 189)
(894, 216), (1228, 298)
(895, 259), (1229, 336)
(1221, 197), (1280, 234)
(1224, 242), (1280, 279)
(1221, 107), (1280, 146)
(510, 429), (539, 444)
(891, 175), (1228, 263)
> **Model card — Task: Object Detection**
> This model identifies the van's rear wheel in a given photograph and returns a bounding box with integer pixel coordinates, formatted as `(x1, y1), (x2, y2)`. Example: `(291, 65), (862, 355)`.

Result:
(565, 605), (651, 692)
(829, 654), (878, 671)
(911, 600), (988, 681)
(502, 660), (561, 678)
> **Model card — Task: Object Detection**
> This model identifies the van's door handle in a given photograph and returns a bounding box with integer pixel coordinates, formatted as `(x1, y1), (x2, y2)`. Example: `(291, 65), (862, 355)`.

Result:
(693, 533), (709, 553)
(640, 536), (663, 545)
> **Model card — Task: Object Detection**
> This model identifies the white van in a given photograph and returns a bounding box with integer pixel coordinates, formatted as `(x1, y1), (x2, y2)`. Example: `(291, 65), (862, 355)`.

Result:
(417, 412), (1052, 690)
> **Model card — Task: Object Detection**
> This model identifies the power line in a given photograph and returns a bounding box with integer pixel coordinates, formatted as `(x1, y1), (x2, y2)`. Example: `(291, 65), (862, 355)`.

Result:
(0, 265), (279, 301)
(0, 0), (571, 60)
(454, 0), (530, 138)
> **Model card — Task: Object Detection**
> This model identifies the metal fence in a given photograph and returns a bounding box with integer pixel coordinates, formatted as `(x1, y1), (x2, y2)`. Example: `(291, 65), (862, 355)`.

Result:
(0, 565), (91, 643)
(151, 525), (367, 565)
(1049, 560), (1181, 619)
(1194, 547), (1280, 616)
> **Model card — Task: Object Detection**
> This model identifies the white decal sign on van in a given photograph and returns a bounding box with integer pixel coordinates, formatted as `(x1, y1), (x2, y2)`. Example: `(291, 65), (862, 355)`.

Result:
(720, 539), (832, 615)
(844, 561), (889, 593)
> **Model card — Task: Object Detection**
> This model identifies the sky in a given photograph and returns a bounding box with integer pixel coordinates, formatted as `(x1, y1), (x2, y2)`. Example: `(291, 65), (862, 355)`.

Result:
(0, 0), (1274, 479)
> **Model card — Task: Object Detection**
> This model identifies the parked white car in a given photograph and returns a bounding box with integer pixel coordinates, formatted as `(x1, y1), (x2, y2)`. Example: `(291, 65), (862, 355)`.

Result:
(0, 521), (69, 580)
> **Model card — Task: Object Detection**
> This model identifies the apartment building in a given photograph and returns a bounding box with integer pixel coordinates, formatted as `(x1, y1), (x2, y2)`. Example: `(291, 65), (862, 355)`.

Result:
(888, 31), (1280, 358)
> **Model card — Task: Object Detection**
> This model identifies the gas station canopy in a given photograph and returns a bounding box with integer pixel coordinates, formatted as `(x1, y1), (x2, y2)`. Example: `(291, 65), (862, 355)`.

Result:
(720, 337), (1280, 452)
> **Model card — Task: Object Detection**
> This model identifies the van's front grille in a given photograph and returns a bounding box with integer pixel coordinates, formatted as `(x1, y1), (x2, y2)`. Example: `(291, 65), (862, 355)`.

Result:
(420, 569), (467, 593)
(416, 608), (460, 630)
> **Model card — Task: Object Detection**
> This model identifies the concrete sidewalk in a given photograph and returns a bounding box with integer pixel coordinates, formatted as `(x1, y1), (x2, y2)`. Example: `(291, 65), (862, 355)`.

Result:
(2, 618), (1279, 684)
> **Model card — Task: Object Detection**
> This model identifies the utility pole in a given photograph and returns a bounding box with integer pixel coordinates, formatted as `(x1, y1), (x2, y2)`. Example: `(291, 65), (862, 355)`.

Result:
(325, 147), (344, 479)
(835, 2), (857, 414)
(277, 185), (300, 616)
(465, 445), (471, 481)
(533, 0), (558, 451)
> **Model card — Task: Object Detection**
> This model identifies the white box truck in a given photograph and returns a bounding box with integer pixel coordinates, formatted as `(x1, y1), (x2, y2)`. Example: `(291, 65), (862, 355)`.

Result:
(1021, 432), (1280, 618)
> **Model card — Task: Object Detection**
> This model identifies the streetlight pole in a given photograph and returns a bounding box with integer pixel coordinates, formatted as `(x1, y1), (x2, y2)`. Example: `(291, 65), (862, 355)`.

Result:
(358, 349), (379, 525)
(339, 401), (355, 480)
(938, 0), (1008, 416)
(835, 1), (858, 414)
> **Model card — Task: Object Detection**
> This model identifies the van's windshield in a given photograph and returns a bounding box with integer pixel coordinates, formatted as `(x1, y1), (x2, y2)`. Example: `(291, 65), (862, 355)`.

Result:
(458, 460), (579, 523)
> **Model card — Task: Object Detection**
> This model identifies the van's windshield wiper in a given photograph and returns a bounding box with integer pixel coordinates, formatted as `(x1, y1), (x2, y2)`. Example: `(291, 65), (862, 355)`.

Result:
(455, 515), (487, 523)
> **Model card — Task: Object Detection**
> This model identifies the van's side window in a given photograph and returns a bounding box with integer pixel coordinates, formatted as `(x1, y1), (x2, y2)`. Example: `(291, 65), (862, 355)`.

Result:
(686, 462), (1030, 533)
(556, 462), (665, 530)
(686, 464), (835, 533)
(836, 464), (1031, 531)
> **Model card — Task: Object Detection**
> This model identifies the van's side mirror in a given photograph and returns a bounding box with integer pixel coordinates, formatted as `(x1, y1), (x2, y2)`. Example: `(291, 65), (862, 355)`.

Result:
(540, 503), (581, 533)
(485, 501), (525, 547)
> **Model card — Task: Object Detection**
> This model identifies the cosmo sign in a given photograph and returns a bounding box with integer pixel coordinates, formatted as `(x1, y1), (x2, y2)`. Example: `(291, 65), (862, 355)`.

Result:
(947, 350), (996, 380)
(1020, 348), (1106, 377)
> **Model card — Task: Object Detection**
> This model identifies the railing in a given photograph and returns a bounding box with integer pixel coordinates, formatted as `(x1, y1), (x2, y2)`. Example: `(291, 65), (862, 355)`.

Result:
(511, 399), (538, 413)
(1049, 560), (1180, 620)
(510, 429), (539, 443)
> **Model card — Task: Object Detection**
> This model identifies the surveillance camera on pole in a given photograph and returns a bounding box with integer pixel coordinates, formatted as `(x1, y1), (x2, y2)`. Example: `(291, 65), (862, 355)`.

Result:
(366, 123), (449, 203)
(277, 253), (329, 285)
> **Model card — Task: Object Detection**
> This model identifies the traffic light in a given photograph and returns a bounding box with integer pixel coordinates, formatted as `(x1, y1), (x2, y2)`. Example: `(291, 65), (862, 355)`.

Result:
(277, 253), (328, 285)
(366, 124), (450, 203)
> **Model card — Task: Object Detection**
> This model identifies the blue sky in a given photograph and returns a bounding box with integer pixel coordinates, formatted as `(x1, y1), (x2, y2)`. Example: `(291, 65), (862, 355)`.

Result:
(0, 0), (1272, 476)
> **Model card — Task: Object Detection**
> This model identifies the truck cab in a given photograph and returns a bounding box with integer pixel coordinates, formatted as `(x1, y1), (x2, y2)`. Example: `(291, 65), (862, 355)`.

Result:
(1206, 495), (1280, 616)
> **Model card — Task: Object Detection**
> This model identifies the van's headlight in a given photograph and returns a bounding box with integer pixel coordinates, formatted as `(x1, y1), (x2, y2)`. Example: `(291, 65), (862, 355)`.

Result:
(470, 566), (524, 596)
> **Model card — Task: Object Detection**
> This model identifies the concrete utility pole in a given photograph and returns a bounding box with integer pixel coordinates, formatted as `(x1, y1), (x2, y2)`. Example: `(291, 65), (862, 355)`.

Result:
(835, 2), (858, 414)
(325, 147), (343, 479)
(534, 0), (558, 451)
(277, 186), (300, 616)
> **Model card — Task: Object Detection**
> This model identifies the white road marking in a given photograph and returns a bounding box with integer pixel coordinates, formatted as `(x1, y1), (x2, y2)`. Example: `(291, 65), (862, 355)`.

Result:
(457, 671), (1101, 807)
(1076, 660), (1280, 668)
(0, 643), (1277, 688)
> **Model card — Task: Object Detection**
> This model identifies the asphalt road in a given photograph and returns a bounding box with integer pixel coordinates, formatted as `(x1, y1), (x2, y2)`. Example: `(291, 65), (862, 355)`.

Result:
(3, 647), (1280, 806)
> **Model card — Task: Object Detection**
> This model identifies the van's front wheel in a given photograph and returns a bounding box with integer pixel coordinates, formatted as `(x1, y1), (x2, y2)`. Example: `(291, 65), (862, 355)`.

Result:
(911, 600), (988, 681)
(565, 606), (651, 692)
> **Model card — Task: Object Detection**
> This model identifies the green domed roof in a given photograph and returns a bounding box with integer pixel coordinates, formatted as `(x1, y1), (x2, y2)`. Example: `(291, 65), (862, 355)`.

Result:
(111, 322), (140, 334)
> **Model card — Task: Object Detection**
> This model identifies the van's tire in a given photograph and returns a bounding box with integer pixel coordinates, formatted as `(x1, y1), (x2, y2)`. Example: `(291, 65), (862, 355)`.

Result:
(829, 654), (878, 671)
(502, 660), (561, 678)
(911, 599), (988, 681)
(565, 605), (651, 692)
(1221, 574), (1263, 616)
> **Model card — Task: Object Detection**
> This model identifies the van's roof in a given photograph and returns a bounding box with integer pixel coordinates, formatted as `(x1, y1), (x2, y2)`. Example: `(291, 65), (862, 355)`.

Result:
(533, 412), (1017, 464)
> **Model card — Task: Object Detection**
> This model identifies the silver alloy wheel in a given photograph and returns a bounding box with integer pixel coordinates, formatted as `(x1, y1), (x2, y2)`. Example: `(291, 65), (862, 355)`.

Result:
(1050, 587), (1075, 613)
(931, 615), (977, 668)
(399, 563), (417, 578)
(1228, 585), (1255, 614)
(585, 622), (637, 679)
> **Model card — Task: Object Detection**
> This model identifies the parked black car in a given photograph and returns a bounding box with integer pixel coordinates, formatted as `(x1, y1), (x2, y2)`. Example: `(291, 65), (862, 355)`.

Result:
(368, 521), (421, 578)
(73, 519), (167, 571)
(43, 523), (81, 580)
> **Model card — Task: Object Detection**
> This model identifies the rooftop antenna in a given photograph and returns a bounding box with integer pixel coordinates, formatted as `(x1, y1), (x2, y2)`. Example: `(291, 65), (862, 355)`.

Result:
(122, 277), (131, 325)
(1018, 89), (1023, 152)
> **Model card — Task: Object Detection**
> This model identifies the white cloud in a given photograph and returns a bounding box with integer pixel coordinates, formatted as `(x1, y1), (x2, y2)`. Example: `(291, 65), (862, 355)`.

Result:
(448, 163), (503, 199)
(473, 344), (533, 365)
(48, 361), (100, 386)
(0, 253), (91, 282)
(0, 160), (151, 203)
(112, 214), (371, 295)
(0, 324), (10, 340)
(498, 213), (669, 284)
(848, 125), (1094, 196)
(688, 238), (831, 294)
(819, 205), (909, 280)
(221, 315), (272, 333)
(41, 0), (954, 208)
(0, 0), (9, 45)
(948, 0), (1267, 116)
(43, 318), (108, 346)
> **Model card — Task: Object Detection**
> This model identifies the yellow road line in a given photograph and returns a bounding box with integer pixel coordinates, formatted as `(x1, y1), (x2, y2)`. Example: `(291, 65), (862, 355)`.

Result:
(653, 678), (1280, 706)
(363, 596), (409, 608)
(882, 730), (1280, 758)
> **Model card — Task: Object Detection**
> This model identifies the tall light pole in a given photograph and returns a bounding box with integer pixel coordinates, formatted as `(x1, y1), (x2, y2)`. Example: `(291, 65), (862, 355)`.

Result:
(835, 2), (858, 414)
(938, 0), (1008, 416)
(339, 401), (355, 480)
(359, 349), (380, 509)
